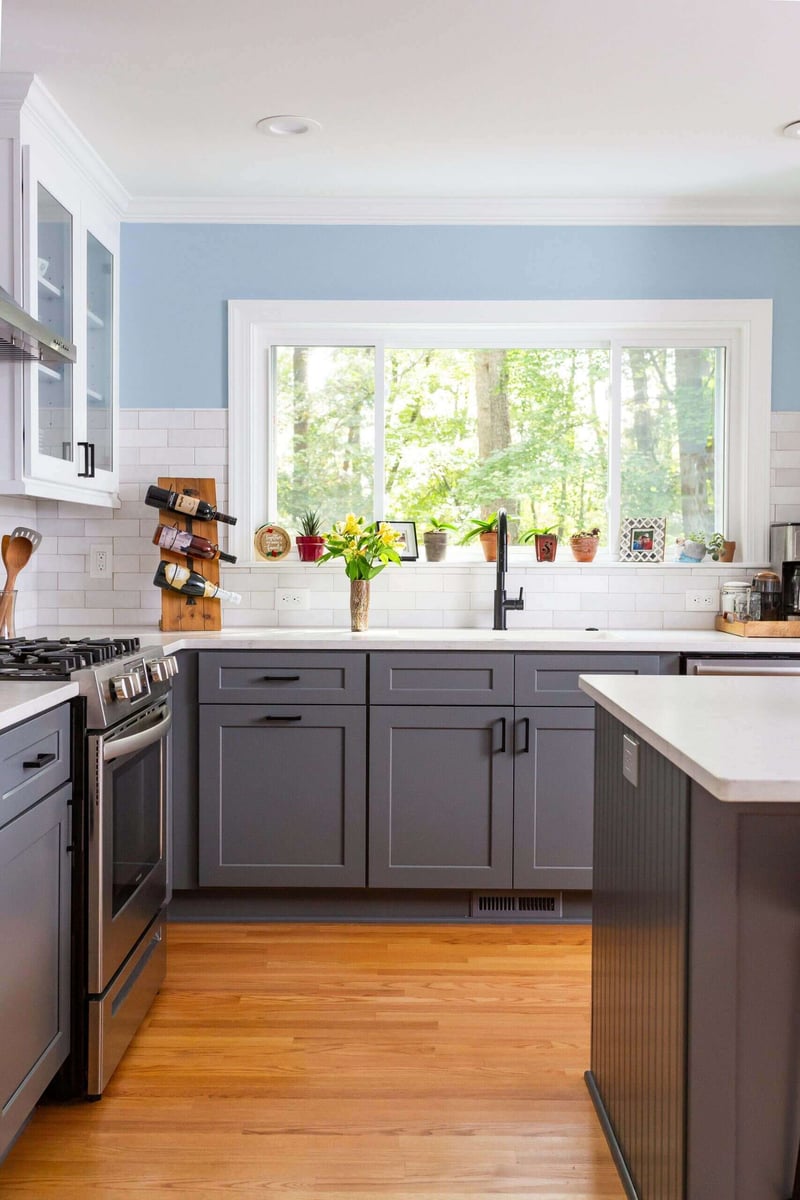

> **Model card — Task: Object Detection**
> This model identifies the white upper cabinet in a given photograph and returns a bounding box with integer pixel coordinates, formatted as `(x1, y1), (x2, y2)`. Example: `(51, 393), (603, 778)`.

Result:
(0, 75), (124, 506)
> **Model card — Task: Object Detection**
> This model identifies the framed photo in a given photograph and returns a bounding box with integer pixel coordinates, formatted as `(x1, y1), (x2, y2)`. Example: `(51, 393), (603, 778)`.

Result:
(386, 520), (419, 561)
(618, 517), (666, 562)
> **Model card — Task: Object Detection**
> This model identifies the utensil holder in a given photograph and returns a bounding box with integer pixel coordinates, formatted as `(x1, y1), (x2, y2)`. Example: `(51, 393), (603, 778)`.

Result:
(0, 590), (17, 637)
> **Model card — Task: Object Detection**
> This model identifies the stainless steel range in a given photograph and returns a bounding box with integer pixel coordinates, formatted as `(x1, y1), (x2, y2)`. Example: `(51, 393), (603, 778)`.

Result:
(0, 635), (178, 1098)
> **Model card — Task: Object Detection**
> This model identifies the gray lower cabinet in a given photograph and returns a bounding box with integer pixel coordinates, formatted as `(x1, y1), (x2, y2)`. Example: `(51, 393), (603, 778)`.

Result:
(368, 706), (514, 888)
(0, 704), (72, 1163)
(198, 704), (366, 887)
(513, 706), (595, 889)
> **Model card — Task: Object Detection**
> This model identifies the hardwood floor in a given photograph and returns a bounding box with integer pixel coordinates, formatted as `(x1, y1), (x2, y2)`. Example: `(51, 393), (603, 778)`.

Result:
(1, 923), (624, 1198)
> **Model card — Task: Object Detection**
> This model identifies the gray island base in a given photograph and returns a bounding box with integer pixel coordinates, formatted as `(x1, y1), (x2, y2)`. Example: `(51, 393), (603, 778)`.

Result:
(581, 675), (800, 1200)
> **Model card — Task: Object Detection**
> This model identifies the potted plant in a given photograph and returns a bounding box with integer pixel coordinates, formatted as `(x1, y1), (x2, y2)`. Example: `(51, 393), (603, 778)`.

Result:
(569, 527), (601, 563)
(459, 512), (513, 562)
(318, 514), (403, 631)
(422, 517), (457, 563)
(706, 532), (736, 562)
(520, 525), (558, 563)
(678, 532), (707, 562)
(295, 508), (325, 562)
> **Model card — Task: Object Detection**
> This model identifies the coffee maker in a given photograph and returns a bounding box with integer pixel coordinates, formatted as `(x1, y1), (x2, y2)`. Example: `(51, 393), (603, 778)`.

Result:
(770, 523), (800, 619)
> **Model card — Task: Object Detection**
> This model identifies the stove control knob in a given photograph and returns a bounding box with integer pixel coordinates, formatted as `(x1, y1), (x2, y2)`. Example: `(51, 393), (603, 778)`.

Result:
(164, 655), (179, 677)
(147, 659), (169, 683)
(110, 671), (144, 700)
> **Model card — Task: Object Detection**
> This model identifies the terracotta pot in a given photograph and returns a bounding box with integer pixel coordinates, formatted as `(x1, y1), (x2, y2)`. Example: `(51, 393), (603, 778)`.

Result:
(479, 531), (498, 562)
(534, 533), (558, 563)
(296, 535), (325, 563)
(719, 540), (736, 563)
(570, 535), (599, 563)
(423, 530), (448, 562)
(349, 579), (370, 631)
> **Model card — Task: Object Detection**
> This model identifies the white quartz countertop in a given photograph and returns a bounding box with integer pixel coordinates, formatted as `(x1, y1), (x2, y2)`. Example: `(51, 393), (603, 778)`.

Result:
(21, 625), (800, 654)
(0, 681), (78, 733)
(579, 674), (800, 804)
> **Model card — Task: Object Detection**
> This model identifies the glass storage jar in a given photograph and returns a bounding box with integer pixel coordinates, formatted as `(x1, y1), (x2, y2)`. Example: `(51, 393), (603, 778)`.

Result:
(720, 581), (751, 621)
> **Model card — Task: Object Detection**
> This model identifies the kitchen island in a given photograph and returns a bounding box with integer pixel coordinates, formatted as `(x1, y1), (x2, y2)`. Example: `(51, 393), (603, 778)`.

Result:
(579, 674), (800, 1200)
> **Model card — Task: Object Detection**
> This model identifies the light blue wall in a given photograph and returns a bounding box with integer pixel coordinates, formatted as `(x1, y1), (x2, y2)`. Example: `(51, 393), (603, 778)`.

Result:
(120, 224), (800, 409)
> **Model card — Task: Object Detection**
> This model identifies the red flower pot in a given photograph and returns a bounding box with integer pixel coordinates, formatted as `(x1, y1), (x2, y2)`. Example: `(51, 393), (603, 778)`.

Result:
(296, 535), (325, 563)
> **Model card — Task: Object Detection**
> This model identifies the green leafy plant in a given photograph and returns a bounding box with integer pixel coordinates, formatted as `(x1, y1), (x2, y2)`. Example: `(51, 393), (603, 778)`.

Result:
(570, 526), (600, 540)
(319, 513), (403, 580)
(519, 524), (557, 544)
(425, 517), (457, 533)
(685, 531), (707, 545)
(705, 532), (726, 560)
(296, 508), (323, 537)
(459, 513), (500, 543)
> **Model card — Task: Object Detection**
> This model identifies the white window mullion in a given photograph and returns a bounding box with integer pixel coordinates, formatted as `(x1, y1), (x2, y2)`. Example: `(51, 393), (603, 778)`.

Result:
(607, 340), (623, 559)
(373, 340), (386, 518)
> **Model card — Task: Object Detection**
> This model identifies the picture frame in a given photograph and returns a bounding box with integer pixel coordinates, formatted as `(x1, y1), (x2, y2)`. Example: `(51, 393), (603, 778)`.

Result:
(386, 520), (419, 561)
(618, 517), (666, 563)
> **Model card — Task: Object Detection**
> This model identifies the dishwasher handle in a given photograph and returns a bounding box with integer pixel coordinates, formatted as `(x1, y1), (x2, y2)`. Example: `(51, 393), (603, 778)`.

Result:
(690, 663), (800, 676)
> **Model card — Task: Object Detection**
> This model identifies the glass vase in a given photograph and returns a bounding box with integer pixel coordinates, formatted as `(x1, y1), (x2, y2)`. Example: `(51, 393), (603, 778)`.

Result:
(349, 579), (370, 632)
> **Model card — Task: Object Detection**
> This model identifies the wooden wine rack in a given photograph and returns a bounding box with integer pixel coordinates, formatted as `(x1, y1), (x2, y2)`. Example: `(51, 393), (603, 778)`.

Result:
(156, 476), (223, 632)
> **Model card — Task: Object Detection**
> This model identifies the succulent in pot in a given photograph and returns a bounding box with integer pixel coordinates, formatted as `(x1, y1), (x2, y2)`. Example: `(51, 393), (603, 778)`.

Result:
(295, 508), (325, 562)
(569, 527), (601, 563)
(422, 517), (457, 563)
(678, 531), (707, 562)
(520, 524), (559, 563)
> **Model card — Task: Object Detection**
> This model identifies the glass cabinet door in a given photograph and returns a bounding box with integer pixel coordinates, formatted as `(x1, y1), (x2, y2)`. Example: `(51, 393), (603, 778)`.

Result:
(35, 184), (74, 464)
(86, 232), (114, 474)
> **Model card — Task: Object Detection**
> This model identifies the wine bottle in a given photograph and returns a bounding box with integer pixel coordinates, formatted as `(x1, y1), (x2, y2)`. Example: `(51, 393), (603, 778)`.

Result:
(153, 561), (242, 605)
(145, 484), (237, 526)
(152, 524), (237, 564)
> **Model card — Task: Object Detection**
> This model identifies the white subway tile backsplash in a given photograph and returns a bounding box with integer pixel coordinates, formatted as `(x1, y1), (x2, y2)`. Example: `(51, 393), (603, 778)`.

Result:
(5, 406), (794, 633)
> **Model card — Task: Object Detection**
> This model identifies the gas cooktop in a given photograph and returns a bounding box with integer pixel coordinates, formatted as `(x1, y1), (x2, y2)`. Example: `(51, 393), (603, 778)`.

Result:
(0, 636), (142, 679)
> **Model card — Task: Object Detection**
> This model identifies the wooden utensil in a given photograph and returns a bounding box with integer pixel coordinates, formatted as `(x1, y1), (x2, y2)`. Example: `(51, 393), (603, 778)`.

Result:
(0, 535), (34, 636)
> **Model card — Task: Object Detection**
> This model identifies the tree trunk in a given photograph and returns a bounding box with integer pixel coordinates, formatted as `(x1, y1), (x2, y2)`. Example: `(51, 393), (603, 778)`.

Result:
(674, 348), (714, 532)
(475, 350), (512, 520)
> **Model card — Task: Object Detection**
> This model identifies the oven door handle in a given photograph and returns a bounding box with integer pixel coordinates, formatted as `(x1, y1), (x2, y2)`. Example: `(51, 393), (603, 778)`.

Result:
(103, 709), (172, 762)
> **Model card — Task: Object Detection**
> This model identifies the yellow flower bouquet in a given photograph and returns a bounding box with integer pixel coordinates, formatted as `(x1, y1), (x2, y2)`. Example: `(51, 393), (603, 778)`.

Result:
(319, 514), (403, 581)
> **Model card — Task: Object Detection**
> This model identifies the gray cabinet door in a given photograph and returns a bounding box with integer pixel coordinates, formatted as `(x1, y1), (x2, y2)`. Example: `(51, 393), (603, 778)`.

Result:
(198, 705), (366, 887)
(370, 652), (513, 706)
(0, 782), (71, 1162)
(369, 706), (514, 888)
(515, 652), (661, 706)
(199, 652), (366, 704)
(513, 707), (595, 889)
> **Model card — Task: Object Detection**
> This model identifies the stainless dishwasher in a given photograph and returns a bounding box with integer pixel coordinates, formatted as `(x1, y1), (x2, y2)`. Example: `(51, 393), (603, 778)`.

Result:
(684, 655), (800, 676)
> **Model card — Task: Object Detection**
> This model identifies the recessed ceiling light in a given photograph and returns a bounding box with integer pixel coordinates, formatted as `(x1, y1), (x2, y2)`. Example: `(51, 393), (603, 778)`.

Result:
(782, 120), (800, 138)
(256, 115), (321, 137)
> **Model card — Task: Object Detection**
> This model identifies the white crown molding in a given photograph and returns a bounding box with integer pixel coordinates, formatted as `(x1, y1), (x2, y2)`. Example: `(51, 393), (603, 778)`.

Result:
(1, 73), (130, 218)
(124, 193), (800, 226)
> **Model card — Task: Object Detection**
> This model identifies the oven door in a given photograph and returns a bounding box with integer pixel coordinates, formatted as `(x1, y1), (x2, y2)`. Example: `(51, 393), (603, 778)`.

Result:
(87, 699), (171, 995)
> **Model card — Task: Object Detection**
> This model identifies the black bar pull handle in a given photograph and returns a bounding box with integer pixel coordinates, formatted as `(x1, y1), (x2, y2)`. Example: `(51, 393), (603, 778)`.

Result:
(517, 717), (531, 754)
(262, 675), (301, 682)
(262, 714), (303, 722)
(23, 751), (57, 769)
(496, 717), (507, 753)
(77, 441), (96, 478)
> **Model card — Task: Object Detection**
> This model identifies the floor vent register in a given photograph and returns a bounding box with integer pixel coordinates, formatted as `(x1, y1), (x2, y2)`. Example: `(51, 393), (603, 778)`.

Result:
(469, 892), (563, 920)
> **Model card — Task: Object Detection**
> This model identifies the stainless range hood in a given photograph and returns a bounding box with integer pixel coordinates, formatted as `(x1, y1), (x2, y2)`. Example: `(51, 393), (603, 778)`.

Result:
(0, 285), (76, 365)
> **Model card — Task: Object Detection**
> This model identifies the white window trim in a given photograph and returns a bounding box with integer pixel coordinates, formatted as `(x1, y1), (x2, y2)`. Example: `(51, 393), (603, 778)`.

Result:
(228, 299), (772, 565)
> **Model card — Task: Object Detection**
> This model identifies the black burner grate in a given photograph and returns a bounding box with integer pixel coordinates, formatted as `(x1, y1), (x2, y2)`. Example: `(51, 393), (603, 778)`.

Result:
(0, 636), (141, 680)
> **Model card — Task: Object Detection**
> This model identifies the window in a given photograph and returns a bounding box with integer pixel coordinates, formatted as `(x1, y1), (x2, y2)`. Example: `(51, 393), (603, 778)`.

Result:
(229, 301), (771, 563)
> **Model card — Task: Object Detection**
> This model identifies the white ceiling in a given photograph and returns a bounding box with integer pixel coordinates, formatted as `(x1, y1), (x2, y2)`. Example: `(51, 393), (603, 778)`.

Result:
(4, 0), (800, 215)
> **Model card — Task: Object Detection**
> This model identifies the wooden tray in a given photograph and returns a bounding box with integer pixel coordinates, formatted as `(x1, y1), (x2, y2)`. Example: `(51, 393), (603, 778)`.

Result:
(157, 476), (222, 632)
(714, 615), (800, 638)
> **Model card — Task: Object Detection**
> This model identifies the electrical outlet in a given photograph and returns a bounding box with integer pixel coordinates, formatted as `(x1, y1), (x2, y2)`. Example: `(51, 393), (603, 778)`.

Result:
(90, 545), (112, 580)
(685, 589), (719, 611)
(276, 588), (310, 610)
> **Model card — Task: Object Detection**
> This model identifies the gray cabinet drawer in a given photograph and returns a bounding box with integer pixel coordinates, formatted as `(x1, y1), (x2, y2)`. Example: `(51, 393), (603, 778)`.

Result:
(515, 653), (661, 706)
(198, 652), (366, 704)
(0, 705), (71, 830)
(370, 652), (514, 705)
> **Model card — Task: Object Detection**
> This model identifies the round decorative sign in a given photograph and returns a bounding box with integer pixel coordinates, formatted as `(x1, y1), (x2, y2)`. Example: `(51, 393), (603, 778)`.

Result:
(253, 523), (291, 561)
